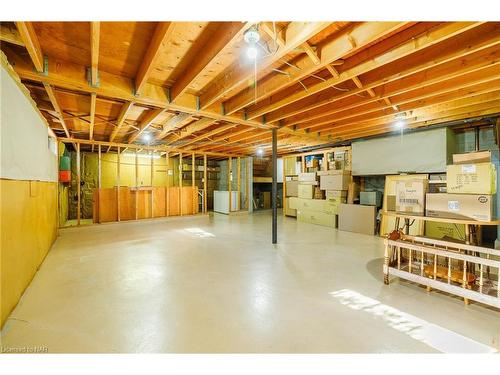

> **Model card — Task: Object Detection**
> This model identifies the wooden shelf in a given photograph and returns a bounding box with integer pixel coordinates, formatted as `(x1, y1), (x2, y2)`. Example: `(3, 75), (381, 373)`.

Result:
(382, 211), (500, 225)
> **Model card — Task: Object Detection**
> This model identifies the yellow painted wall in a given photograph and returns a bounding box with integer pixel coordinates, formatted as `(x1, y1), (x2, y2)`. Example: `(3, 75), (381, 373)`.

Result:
(0, 179), (58, 327)
(100, 154), (179, 188)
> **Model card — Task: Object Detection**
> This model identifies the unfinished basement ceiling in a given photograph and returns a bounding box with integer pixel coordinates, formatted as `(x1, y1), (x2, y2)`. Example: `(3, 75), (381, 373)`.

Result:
(1, 21), (499, 155)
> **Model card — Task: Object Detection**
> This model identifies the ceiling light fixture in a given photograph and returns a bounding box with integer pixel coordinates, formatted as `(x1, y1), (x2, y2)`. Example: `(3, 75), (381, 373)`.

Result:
(142, 133), (152, 143)
(244, 27), (260, 60)
(256, 147), (264, 156)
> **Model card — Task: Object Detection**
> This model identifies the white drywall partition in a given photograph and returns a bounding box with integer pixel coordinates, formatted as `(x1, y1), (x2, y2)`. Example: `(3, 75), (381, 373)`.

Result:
(351, 128), (455, 176)
(0, 61), (58, 182)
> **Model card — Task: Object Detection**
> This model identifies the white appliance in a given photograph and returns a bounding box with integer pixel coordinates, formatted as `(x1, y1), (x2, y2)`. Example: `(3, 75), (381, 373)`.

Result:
(213, 190), (239, 214)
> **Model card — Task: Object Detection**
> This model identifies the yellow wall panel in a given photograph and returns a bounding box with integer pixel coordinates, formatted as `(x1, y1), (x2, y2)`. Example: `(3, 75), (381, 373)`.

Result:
(0, 179), (58, 327)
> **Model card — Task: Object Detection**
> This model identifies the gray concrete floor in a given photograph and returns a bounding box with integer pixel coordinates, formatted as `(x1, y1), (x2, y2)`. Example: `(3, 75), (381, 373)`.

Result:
(1, 211), (499, 353)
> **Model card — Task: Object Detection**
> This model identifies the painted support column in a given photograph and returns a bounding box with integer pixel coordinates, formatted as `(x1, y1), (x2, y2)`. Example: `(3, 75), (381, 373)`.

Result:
(228, 157), (232, 213)
(272, 128), (277, 244)
(77, 143), (81, 226)
(117, 147), (121, 221)
(237, 157), (241, 211)
(135, 150), (139, 220)
(247, 157), (253, 213)
(166, 152), (170, 216)
(192, 152), (196, 214)
(179, 153), (183, 216)
(203, 154), (207, 213)
(98, 144), (102, 223)
(150, 151), (154, 218)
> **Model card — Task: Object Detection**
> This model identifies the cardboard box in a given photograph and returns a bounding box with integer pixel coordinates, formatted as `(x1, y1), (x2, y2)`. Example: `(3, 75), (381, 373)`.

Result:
(424, 221), (465, 241)
(347, 181), (360, 204)
(284, 197), (297, 217)
(298, 172), (317, 182)
(262, 192), (271, 209)
(452, 150), (492, 165)
(338, 204), (376, 235)
(317, 169), (350, 176)
(395, 179), (428, 214)
(297, 210), (336, 228)
(386, 195), (396, 211)
(446, 163), (496, 194)
(285, 180), (299, 197)
(288, 197), (340, 215)
(298, 184), (315, 199)
(360, 191), (382, 207)
(425, 193), (493, 221)
(320, 174), (350, 191)
(325, 190), (347, 200)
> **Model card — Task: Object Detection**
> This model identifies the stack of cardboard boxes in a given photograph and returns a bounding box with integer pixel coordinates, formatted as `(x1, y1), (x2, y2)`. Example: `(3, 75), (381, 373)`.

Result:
(426, 151), (496, 221)
(288, 169), (351, 228)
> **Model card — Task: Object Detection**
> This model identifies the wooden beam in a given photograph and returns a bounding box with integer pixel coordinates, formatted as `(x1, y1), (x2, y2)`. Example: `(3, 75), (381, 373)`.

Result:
(89, 93), (97, 140)
(299, 59), (500, 132)
(15, 22), (44, 72)
(109, 101), (134, 142)
(335, 104), (500, 141)
(135, 22), (175, 95)
(304, 72), (500, 135)
(43, 83), (70, 138)
(260, 22), (286, 48)
(170, 22), (250, 102)
(245, 22), (485, 121)
(90, 22), (100, 87)
(0, 24), (24, 46)
(199, 22), (332, 109)
(327, 92), (500, 136)
(3, 50), (330, 142)
(302, 42), (320, 65)
(154, 113), (192, 141)
(57, 137), (246, 158)
(128, 108), (166, 143)
(192, 127), (252, 148)
(163, 118), (216, 145)
(223, 22), (410, 115)
(274, 23), (498, 125)
(181, 124), (237, 149)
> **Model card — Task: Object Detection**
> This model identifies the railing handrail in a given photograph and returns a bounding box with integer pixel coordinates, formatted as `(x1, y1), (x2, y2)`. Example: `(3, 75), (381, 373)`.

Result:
(385, 238), (500, 268)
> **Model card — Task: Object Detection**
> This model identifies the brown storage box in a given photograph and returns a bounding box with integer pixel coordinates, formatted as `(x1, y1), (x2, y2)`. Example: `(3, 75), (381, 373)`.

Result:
(386, 195), (397, 211)
(285, 180), (299, 197)
(338, 204), (376, 235)
(320, 173), (350, 191)
(298, 184), (315, 199)
(298, 172), (317, 182)
(297, 210), (336, 228)
(395, 179), (428, 214)
(317, 169), (351, 176)
(284, 197), (297, 217)
(452, 150), (492, 165)
(325, 190), (347, 200)
(446, 162), (496, 194)
(425, 193), (493, 222)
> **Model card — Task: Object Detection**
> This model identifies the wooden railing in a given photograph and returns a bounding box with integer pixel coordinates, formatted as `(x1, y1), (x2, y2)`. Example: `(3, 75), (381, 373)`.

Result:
(383, 235), (500, 309)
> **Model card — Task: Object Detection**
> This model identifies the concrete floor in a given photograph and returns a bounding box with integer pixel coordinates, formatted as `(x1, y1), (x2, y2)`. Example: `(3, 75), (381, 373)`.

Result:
(1, 211), (499, 353)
